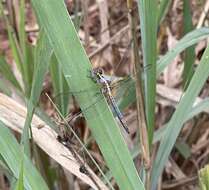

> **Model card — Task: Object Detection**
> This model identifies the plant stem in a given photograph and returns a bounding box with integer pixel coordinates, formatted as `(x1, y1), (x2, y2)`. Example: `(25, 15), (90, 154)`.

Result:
(127, 0), (151, 189)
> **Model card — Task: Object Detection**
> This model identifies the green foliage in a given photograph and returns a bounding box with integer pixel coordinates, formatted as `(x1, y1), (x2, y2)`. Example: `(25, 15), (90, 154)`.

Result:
(49, 54), (70, 116)
(151, 44), (209, 188)
(31, 0), (144, 189)
(14, 158), (24, 190)
(21, 31), (53, 155)
(0, 57), (22, 91)
(157, 0), (172, 24)
(0, 0), (209, 189)
(199, 165), (209, 190)
(0, 121), (49, 190)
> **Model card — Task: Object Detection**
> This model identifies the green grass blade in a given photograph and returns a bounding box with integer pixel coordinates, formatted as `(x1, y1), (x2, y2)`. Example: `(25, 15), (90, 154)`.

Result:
(137, 0), (158, 143)
(182, 0), (195, 87)
(153, 97), (209, 144)
(157, 27), (209, 76)
(0, 56), (22, 92)
(49, 54), (70, 116)
(18, 0), (30, 96)
(157, 0), (172, 24)
(118, 28), (209, 111)
(25, 44), (35, 96)
(151, 44), (209, 188)
(14, 158), (24, 190)
(21, 31), (52, 155)
(7, 24), (24, 77)
(19, 0), (26, 57)
(0, 79), (12, 96)
(0, 121), (49, 190)
(0, 1), (24, 76)
(31, 0), (144, 189)
(17, 0), (35, 97)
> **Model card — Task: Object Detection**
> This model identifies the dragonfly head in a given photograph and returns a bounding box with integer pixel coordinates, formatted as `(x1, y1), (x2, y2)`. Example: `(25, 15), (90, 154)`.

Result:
(93, 68), (103, 75)
(91, 68), (104, 81)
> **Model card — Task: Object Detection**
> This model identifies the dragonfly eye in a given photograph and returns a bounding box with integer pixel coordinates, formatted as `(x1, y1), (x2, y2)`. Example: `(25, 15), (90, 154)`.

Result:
(93, 68), (103, 75)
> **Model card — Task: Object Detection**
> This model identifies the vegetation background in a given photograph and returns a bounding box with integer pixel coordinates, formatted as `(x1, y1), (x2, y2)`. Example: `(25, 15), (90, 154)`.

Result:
(0, 0), (209, 190)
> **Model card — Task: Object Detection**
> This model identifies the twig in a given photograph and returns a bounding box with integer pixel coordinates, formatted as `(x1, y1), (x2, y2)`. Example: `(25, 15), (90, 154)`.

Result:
(0, 93), (108, 189)
(196, 0), (209, 29)
(96, 0), (112, 64)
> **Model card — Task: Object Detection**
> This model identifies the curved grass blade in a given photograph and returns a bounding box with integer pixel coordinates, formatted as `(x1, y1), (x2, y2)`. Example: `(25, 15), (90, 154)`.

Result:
(0, 121), (49, 190)
(117, 28), (209, 111)
(21, 31), (53, 155)
(31, 0), (144, 189)
(157, 27), (209, 76)
(151, 44), (209, 189)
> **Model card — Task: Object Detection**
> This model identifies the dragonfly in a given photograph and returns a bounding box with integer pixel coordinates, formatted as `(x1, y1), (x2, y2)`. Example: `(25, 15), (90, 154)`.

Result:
(53, 41), (152, 134)
(90, 68), (130, 133)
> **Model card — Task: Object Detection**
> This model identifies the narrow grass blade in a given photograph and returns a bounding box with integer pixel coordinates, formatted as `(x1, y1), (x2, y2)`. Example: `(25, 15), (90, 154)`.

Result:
(0, 121), (49, 190)
(73, 0), (82, 31)
(0, 1), (24, 76)
(31, 0), (144, 189)
(0, 79), (12, 96)
(19, 0), (26, 58)
(182, 0), (195, 87)
(25, 44), (35, 95)
(137, 0), (158, 143)
(49, 54), (70, 116)
(21, 31), (52, 155)
(157, 0), (172, 24)
(0, 56), (22, 91)
(151, 44), (209, 188)
(118, 28), (209, 110)
(0, 155), (11, 177)
(157, 27), (209, 76)
(18, 0), (29, 95)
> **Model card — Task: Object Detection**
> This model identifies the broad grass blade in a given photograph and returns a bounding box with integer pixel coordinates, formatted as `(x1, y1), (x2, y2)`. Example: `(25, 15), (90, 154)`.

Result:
(31, 0), (145, 189)
(157, 27), (209, 76)
(137, 0), (158, 144)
